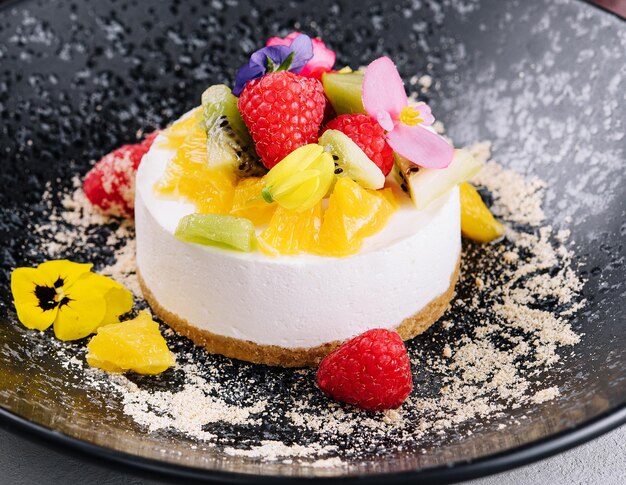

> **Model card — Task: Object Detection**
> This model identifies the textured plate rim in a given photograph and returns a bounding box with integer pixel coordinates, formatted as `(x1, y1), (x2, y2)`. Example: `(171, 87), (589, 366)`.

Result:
(1, 403), (625, 483)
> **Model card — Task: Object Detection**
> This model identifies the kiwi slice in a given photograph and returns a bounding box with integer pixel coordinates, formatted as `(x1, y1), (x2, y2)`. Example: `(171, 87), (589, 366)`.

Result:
(321, 71), (365, 116)
(319, 129), (385, 190)
(393, 149), (483, 210)
(201, 85), (266, 177)
(175, 213), (256, 252)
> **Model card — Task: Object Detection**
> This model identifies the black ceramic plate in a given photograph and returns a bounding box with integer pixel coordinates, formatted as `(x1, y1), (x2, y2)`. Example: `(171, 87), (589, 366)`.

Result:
(1, 0), (625, 483)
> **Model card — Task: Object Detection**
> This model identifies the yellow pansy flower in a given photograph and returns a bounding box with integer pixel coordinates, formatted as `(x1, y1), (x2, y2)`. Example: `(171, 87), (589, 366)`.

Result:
(10, 260), (133, 341)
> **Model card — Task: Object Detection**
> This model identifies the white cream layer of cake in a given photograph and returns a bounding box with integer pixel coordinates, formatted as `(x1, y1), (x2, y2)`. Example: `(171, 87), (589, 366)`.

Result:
(135, 131), (461, 349)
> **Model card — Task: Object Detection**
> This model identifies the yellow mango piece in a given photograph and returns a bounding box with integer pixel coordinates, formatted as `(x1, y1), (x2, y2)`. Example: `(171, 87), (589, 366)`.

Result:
(230, 177), (277, 226)
(86, 311), (175, 375)
(318, 178), (395, 257)
(155, 124), (235, 215)
(459, 182), (505, 243)
(258, 203), (322, 256)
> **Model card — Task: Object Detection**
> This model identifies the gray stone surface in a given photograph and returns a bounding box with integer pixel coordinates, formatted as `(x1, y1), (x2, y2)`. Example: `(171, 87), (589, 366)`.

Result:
(0, 425), (625, 484)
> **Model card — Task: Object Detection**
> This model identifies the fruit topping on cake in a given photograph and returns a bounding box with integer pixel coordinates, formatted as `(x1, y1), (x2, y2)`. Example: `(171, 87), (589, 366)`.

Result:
(258, 202), (323, 256)
(318, 178), (396, 257)
(238, 71), (327, 169)
(322, 69), (365, 115)
(155, 113), (237, 215)
(318, 129), (385, 190)
(393, 149), (483, 210)
(229, 177), (276, 225)
(175, 213), (257, 252)
(317, 329), (413, 411)
(201, 85), (265, 177)
(85, 31), (503, 253)
(144, 32), (491, 258)
(324, 113), (395, 177)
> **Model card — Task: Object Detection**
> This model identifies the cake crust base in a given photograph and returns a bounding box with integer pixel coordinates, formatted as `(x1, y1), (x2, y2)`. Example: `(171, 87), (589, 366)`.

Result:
(139, 258), (460, 368)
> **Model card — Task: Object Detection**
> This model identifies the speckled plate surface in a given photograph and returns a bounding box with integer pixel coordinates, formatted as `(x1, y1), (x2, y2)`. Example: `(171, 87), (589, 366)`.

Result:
(0, 0), (625, 483)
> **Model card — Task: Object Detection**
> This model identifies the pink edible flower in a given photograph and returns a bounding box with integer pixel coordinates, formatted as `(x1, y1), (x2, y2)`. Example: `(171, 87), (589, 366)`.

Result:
(266, 32), (336, 79)
(362, 56), (453, 169)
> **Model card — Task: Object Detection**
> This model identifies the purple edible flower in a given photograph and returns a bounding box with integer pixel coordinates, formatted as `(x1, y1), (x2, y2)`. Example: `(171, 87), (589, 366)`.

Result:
(233, 34), (314, 95)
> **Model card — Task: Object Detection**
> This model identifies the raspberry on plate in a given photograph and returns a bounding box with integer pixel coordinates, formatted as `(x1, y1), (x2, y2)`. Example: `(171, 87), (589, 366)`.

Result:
(237, 71), (326, 169)
(325, 113), (394, 176)
(316, 328), (413, 411)
(83, 131), (158, 218)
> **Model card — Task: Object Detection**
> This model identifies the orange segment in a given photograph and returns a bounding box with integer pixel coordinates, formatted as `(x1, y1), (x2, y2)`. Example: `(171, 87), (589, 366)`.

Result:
(258, 202), (322, 256)
(155, 123), (235, 214)
(230, 177), (277, 226)
(318, 178), (396, 257)
(86, 311), (175, 375)
(156, 107), (202, 150)
(459, 182), (505, 243)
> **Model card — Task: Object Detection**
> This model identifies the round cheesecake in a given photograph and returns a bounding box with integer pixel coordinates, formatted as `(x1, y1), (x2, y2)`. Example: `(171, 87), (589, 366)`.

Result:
(135, 131), (461, 367)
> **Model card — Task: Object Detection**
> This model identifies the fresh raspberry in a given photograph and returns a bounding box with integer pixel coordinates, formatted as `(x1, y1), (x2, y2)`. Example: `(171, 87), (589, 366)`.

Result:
(325, 114), (394, 176)
(238, 71), (326, 169)
(316, 328), (413, 412)
(83, 131), (158, 218)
